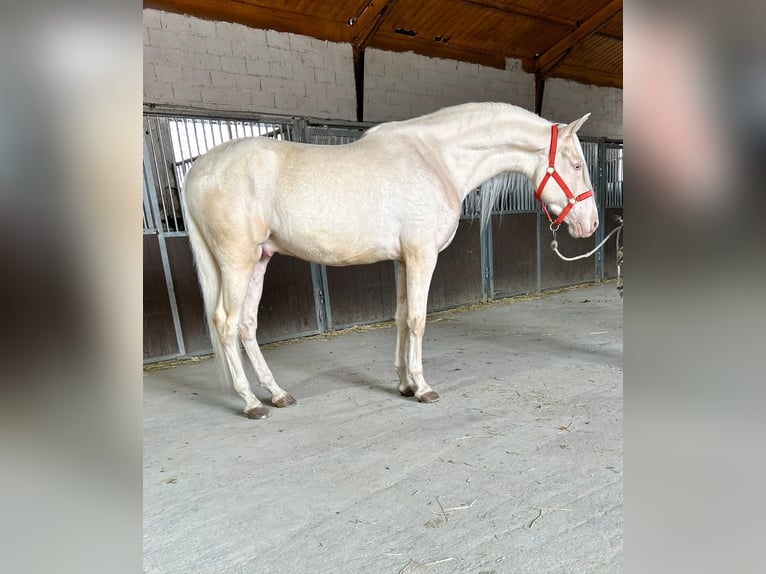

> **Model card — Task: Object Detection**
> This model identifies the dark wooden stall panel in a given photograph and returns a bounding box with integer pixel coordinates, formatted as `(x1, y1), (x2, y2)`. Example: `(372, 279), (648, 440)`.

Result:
(540, 226), (597, 290)
(166, 236), (210, 355)
(602, 207), (623, 280)
(144, 235), (178, 359)
(257, 254), (319, 342)
(491, 213), (538, 297)
(428, 220), (483, 311)
(326, 262), (396, 328)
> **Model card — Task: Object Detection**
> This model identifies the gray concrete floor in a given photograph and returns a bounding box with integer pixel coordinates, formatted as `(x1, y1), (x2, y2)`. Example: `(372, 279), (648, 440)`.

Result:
(144, 283), (622, 573)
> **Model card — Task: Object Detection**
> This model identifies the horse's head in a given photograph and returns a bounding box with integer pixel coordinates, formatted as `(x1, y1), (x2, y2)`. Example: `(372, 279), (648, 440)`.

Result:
(535, 114), (599, 239)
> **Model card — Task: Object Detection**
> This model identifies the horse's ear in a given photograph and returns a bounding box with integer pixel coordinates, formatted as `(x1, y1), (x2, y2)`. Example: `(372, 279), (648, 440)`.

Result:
(562, 113), (590, 139)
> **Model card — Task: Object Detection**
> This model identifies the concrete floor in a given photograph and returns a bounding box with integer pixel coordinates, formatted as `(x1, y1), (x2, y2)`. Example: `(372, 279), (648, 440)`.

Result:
(144, 283), (622, 573)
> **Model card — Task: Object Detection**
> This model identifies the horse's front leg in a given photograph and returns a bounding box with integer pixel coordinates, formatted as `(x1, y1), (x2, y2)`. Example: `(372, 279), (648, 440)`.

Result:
(394, 260), (413, 396)
(402, 250), (440, 403)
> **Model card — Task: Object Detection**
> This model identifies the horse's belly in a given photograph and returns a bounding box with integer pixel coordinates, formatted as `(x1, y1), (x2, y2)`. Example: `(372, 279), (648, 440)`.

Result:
(266, 229), (400, 266)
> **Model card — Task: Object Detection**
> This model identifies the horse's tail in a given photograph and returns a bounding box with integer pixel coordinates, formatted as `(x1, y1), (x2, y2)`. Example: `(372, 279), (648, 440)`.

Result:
(186, 204), (233, 389)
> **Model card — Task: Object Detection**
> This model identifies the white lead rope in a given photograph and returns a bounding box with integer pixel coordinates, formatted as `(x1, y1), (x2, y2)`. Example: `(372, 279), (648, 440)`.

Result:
(550, 221), (624, 262)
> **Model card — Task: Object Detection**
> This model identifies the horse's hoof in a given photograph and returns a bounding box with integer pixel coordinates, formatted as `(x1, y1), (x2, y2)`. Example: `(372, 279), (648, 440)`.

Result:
(244, 406), (270, 420)
(272, 393), (296, 408)
(417, 390), (440, 403)
(399, 385), (415, 397)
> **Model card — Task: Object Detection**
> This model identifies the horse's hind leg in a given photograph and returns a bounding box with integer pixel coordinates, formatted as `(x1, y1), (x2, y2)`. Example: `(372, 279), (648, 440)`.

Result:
(240, 252), (296, 408)
(215, 254), (271, 419)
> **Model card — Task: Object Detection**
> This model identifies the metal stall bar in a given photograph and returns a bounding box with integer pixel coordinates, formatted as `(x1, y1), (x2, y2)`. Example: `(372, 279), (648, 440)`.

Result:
(604, 141), (624, 208)
(143, 174), (156, 233)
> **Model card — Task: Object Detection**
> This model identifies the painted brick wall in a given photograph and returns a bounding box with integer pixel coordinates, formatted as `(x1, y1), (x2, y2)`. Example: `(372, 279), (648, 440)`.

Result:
(542, 78), (623, 139)
(143, 9), (622, 138)
(143, 9), (356, 119)
(363, 49), (535, 122)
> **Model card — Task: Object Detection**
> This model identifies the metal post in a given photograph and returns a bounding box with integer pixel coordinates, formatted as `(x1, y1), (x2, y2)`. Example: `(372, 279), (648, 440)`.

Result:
(480, 217), (494, 301)
(595, 138), (608, 281)
(310, 262), (329, 332)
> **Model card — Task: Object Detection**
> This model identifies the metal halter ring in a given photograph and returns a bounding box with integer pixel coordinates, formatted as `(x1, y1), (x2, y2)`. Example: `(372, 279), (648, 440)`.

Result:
(549, 222), (560, 232)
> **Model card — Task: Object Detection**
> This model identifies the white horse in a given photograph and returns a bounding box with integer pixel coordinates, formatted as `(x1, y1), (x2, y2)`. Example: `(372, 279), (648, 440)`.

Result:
(184, 102), (598, 419)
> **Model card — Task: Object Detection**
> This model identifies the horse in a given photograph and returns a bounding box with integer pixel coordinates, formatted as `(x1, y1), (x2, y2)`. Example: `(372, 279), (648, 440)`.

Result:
(184, 102), (599, 419)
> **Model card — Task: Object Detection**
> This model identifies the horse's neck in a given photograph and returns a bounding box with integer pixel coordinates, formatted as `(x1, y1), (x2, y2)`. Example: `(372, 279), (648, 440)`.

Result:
(419, 105), (551, 200)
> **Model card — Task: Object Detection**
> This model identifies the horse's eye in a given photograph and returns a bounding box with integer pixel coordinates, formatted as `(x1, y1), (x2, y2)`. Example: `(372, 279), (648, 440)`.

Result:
(574, 163), (582, 171)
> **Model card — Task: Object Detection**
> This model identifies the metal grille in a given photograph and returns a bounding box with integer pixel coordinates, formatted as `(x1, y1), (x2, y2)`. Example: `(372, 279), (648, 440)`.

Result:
(143, 114), (294, 235)
(580, 140), (599, 188)
(605, 143), (623, 207)
(465, 171), (537, 219)
(490, 173), (537, 214)
(304, 125), (368, 145)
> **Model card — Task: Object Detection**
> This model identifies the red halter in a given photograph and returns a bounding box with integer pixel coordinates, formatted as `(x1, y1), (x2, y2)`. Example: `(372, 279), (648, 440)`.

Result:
(535, 124), (594, 229)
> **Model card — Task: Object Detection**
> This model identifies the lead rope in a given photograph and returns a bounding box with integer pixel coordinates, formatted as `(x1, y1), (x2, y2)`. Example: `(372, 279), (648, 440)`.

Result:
(550, 219), (623, 262)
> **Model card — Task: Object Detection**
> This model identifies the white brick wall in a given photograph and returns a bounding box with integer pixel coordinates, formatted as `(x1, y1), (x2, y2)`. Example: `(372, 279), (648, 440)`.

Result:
(143, 8), (622, 137)
(143, 9), (355, 119)
(542, 78), (623, 139)
(363, 50), (534, 122)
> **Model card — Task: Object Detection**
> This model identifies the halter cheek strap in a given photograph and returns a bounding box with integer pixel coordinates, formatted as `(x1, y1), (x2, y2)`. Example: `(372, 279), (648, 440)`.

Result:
(535, 124), (594, 228)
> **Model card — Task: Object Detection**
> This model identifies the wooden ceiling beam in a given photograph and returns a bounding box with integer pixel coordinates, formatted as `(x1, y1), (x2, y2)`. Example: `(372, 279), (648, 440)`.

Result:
(350, 0), (400, 50)
(349, 1), (400, 122)
(533, 0), (622, 80)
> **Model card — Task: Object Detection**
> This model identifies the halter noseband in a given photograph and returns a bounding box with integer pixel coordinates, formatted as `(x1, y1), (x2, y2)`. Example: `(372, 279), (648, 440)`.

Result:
(535, 124), (594, 229)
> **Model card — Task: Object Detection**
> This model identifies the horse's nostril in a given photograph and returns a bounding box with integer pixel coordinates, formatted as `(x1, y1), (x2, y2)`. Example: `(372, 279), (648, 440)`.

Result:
(593, 220), (599, 231)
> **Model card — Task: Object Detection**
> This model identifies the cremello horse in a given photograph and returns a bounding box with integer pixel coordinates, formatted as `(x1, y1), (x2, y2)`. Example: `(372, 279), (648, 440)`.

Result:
(184, 102), (599, 419)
